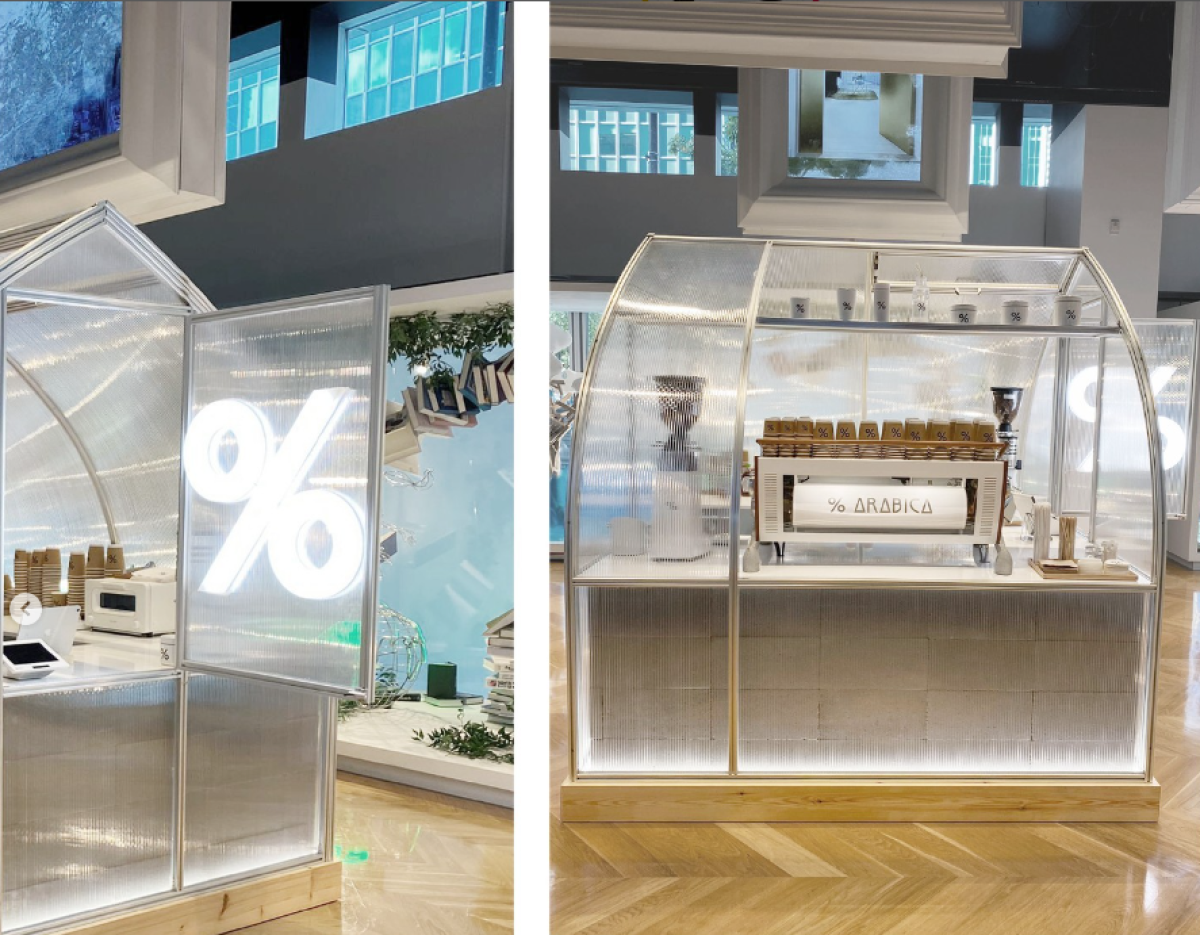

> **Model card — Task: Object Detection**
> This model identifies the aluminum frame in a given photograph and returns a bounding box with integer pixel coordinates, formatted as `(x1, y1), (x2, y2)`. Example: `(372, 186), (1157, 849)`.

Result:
(566, 235), (1170, 785)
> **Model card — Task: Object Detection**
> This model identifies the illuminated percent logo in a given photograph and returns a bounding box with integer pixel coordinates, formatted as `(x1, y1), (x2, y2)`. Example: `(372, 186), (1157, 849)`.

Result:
(184, 388), (366, 601)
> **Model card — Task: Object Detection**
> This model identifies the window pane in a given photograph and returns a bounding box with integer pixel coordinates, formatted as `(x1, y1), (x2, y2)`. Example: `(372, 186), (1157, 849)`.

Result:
(602, 157), (619, 172)
(445, 12), (467, 65)
(241, 84), (258, 129)
(226, 103), (237, 134)
(469, 4), (485, 56)
(468, 55), (482, 92)
(348, 30), (366, 51)
(598, 123), (616, 157)
(562, 88), (696, 175)
(258, 121), (277, 151)
(415, 71), (438, 107)
(390, 79), (412, 115)
(417, 21), (440, 73)
(347, 47), (366, 95)
(226, 135), (238, 161)
(369, 40), (389, 88)
(366, 87), (388, 121)
(239, 128), (257, 154)
(262, 78), (279, 124)
(442, 61), (465, 99)
(346, 95), (365, 126)
(391, 29), (414, 81)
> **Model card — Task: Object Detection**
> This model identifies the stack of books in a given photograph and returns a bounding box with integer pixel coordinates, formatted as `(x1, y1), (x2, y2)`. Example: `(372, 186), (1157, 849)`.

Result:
(482, 609), (514, 729)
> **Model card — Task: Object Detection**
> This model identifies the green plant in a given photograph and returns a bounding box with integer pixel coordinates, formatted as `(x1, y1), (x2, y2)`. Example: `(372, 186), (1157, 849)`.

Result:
(414, 721), (514, 764)
(788, 155), (874, 179)
(667, 132), (694, 160)
(388, 302), (514, 391)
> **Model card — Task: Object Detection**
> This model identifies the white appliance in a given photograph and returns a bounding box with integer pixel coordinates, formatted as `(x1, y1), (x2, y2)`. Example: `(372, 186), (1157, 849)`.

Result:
(85, 578), (176, 635)
(2, 640), (68, 680)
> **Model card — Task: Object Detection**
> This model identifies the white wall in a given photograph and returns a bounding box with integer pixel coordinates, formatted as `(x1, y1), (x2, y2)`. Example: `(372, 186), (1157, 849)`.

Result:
(1045, 107), (1085, 250)
(963, 145), (1047, 247)
(1043, 105), (1168, 319)
(1078, 106), (1169, 319)
(1160, 213), (1200, 295)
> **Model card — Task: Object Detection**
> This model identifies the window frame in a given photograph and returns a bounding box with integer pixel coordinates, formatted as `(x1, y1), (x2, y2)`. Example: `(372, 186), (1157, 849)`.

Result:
(335, 1), (505, 134)
(969, 114), (998, 187)
(226, 45), (281, 161)
(561, 88), (696, 176)
(1020, 114), (1051, 188)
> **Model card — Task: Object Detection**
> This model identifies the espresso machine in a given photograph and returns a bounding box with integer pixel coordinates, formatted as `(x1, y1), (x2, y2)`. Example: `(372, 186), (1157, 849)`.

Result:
(649, 375), (710, 561)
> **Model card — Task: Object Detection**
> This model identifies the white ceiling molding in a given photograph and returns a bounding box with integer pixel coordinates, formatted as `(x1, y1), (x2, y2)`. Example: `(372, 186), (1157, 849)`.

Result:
(551, 1), (1022, 79)
(737, 69), (971, 241)
(0, 2), (229, 232)
(1165, 3), (1200, 213)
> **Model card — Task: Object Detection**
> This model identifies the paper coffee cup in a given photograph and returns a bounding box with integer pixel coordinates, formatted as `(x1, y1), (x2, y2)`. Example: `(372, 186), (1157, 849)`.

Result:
(1054, 295), (1082, 326)
(790, 297), (811, 319)
(950, 304), (977, 325)
(871, 284), (890, 322)
(836, 288), (857, 321)
(1001, 300), (1029, 325)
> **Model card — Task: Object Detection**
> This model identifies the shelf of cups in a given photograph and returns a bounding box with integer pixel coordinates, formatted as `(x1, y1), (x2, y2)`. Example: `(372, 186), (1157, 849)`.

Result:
(755, 317), (1120, 338)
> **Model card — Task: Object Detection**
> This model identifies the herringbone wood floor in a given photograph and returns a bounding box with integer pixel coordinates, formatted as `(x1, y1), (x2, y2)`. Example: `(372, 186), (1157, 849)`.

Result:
(551, 562), (1200, 935)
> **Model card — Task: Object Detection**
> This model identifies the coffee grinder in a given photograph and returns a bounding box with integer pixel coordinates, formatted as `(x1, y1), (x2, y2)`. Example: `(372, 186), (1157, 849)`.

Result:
(649, 375), (710, 561)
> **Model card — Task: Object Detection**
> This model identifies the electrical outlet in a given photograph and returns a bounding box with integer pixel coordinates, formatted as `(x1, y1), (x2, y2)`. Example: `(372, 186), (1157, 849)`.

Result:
(1109, 218), (1121, 234)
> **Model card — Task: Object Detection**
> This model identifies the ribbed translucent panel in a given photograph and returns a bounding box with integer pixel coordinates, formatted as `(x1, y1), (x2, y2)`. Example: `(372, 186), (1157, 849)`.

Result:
(1058, 338), (1105, 521)
(4, 361), (110, 563)
(571, 239), (763, 580)
(1094, 337), (1156, 577)
(738, 588), (1147, 775)
(875, 251), (1077, 293)
(4, 225), (189, 307)
(1131, 319), (1195, 518)
(3, 678), (178, 931)
(576, 586), (728, 774)
(4, 304), (184, 570)
(184, 295), (380, 694)
(757, 243), (869, 320)
(743, 329), (1044, 455)
(183, 674), (326, 887)
(1018, 338), (1057, 503)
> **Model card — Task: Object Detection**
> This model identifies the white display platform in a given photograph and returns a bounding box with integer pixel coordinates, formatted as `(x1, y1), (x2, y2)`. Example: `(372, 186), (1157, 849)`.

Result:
(337, 702), (514, 809)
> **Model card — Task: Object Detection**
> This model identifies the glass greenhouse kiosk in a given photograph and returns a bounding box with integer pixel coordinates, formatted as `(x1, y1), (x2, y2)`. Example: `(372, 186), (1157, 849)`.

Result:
(563, 236), (1192, 822)
(0, 203), (387, 933)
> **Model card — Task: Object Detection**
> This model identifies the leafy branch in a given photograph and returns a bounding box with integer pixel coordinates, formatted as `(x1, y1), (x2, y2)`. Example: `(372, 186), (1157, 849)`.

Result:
(414, 721), (514, 763)
(388, 302), (514, 390)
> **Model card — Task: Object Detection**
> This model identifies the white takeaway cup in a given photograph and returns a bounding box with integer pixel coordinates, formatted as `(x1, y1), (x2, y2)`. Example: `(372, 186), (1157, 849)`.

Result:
(1054, 295), (1082, 326)
(609, 517), (647, 556)
(1001, 300), (1029, 325)
(836, 288), (857, 321)
(790, 296), (811, 319)
(950, 304), (977, 325)
(871, 284), (891, 322)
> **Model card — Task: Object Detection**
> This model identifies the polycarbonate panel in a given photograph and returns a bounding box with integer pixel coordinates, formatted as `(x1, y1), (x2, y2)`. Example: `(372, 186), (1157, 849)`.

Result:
(1094, 337), (1157, 578)
(4, 361), (111, 564)
(1018, 338), (1057, 503)
(1132, 319), (1195, 518)
(3, 678), (177, 931)
(875, 250), (1078, 293)
(756, 242), (869, 321)
(183, 673), (326, 886)
(576, 586), (728, 774)
(183, 291), (384, 694)
(4, 304), (185, 571)
(570, 238), (763, 580)
(738, 588), (1147, 775)
(3, 224), (190, 307)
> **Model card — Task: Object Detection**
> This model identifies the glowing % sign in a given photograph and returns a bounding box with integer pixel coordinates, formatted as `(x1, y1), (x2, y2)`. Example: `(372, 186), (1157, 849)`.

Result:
(1067, 366), (1186, 471)
(184, 388), (366, 600)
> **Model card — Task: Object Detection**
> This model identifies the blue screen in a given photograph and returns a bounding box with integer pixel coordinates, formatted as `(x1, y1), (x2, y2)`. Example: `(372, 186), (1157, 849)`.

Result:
(0, 2), (122, 173)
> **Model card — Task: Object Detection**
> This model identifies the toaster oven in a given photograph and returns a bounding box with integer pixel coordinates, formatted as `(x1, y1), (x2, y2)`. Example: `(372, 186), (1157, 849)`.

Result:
(85, 578), (176, 636)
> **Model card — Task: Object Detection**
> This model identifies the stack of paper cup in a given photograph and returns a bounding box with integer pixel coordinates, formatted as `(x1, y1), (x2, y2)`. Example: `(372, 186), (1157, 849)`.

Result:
(13, 550), (28, 593)
(42, 548), (61, 605)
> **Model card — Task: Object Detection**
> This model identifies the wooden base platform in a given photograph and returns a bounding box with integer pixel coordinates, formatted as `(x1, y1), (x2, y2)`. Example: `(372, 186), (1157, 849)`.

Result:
(561, 778), (1161, 822)
(59, 860), (341, 935)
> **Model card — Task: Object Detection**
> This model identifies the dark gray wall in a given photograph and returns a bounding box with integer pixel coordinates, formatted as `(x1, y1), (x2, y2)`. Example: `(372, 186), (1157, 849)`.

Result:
(143, 4), (513, 308)
(550, 61), (738, 282)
